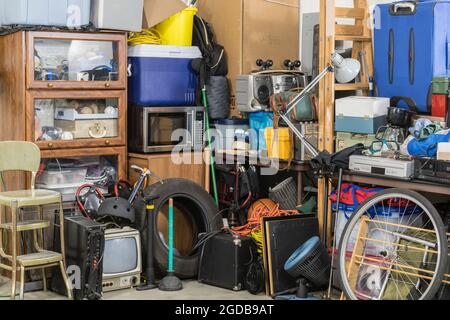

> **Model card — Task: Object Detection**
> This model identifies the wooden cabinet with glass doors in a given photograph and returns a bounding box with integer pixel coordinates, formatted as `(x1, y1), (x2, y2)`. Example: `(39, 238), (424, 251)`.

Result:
(0, 31), (128, 193)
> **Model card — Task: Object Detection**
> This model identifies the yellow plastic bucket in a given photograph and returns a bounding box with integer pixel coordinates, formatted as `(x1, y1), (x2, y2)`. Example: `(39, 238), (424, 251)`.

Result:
(155, 7), (198, 46)
(264, 128), (293, 160)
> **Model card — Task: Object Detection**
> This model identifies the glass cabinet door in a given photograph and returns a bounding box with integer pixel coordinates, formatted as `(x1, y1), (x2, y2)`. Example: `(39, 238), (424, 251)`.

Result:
(37, 155), (119, 202)
(27, 32), (126, 89)
(28, 91), (126, 149)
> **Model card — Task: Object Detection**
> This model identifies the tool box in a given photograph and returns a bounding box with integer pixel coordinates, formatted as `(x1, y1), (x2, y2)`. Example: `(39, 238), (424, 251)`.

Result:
(432, 77), (450, 95)
(335, 96), (389, 134)
(374, 1), (450, 113)
(335, 132), (377, 152)
(198, 233), (257, 291)
(294, 122), (318, 161)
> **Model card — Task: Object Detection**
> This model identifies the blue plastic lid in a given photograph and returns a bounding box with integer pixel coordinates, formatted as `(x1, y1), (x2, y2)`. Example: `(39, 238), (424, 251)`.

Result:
(284, 236), (320, 271)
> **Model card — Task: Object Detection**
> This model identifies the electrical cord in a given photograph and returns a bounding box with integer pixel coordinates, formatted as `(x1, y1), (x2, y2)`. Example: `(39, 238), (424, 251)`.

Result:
(128, 28), (162, 46)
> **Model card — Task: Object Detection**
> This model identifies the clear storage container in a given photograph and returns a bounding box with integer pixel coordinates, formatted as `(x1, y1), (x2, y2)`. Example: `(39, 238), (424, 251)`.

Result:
(36, 168), (88, 186)
(1, 0), (91, 27)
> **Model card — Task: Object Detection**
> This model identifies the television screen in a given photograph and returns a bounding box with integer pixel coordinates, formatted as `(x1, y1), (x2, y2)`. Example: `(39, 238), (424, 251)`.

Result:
(103, 237), (138, 275)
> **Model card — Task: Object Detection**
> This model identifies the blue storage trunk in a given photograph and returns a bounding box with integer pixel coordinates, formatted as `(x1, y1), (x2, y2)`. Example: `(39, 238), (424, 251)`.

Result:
(128, 45), (202, 106)
(374, 1), (450, 114)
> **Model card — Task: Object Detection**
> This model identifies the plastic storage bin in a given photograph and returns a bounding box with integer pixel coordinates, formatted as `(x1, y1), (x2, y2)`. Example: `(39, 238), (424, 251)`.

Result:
(333, 202), (423, 255)
(1, 0), (91, 27)
(248, 112), (274, 152)
(37, 168), (88, 186)
(264, 127), (292, 160)
(213, 119), (249, 152)
(155, 7), (198, 46)
(91, 0), (144, 32)
(128, 45), (202, 106)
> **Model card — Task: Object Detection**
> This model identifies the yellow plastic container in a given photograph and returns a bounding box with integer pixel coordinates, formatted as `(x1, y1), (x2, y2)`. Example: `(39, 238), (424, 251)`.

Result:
(155, 7), (198, 46)
(264, 128), (293, 160)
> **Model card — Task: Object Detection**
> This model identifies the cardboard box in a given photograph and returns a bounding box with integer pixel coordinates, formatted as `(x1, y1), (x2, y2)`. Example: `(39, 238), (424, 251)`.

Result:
(438, 143), (450, 161)
(197, 0), (300, 113)
(143, 0), (188, 28)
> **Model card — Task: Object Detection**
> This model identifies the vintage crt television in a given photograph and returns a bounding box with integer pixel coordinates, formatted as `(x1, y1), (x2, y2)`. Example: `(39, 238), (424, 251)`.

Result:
(102, 227), (142, 292)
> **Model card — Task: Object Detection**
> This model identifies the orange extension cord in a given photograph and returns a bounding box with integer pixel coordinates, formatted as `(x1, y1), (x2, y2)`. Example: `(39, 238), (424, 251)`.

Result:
(231, 200), (299, 237)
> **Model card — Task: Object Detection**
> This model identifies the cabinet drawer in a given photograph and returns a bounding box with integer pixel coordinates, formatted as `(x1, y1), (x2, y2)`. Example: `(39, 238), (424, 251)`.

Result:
(27, 90), (127, 150)
(27, 31), (127, 90)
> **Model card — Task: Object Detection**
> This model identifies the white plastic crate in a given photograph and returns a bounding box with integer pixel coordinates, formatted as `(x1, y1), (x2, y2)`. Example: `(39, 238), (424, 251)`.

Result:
(91, 0), (144, 32)
(1, 0), (91, 27)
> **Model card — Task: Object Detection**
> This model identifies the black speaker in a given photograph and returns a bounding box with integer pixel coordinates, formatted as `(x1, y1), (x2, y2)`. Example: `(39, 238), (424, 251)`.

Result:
(51, 216), (105, 300)
(198, 233), (257, 291)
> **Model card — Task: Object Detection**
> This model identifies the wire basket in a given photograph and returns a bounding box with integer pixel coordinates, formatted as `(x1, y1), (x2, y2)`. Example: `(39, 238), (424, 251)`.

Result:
(269, 177), (297, 210)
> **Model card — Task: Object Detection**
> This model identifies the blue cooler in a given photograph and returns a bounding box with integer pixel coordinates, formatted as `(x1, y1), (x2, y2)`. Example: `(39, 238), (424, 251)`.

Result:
(128, 45), (202, 106)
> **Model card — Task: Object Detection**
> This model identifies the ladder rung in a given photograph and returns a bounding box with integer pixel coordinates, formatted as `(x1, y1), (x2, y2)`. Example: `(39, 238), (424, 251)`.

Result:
(336, 25), (364, 37)
(335, 35), (372, 42)
(335, 83), (370, 91)
(335, 7), (366, 19)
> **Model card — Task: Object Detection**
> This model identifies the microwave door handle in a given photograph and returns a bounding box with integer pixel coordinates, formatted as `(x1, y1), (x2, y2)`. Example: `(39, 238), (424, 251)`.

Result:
(186, 111), (194, 146)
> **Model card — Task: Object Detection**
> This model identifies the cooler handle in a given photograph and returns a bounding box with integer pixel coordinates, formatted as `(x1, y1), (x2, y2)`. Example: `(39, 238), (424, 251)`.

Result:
(127, 64), (132, 77)
(388, 29), (395, 84)
(408, 28), (415, 85)
(447, 43), (450, 71)
(390, 2), (417, 15)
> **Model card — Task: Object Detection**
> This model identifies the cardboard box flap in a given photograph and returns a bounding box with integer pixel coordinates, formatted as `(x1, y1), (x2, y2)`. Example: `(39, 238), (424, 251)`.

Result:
(143, 0), (188, 27)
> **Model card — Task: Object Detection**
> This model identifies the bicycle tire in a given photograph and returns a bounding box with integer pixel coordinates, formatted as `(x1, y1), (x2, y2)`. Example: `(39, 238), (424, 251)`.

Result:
(338, 188), (448, 300)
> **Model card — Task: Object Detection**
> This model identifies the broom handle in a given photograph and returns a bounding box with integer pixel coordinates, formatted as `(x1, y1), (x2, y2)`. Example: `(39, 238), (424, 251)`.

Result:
(202, 87), (220, 206)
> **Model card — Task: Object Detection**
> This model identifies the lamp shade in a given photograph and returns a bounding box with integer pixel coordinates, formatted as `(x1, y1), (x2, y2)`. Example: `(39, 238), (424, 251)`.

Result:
(331, 52), (361, 84)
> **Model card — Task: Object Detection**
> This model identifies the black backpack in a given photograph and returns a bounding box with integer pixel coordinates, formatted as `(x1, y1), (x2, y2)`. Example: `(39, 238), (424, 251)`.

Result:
(192, 15), (228, 78)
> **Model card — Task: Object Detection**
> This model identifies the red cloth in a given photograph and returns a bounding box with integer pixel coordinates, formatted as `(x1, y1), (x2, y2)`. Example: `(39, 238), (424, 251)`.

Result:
(329, 183), (383, 207)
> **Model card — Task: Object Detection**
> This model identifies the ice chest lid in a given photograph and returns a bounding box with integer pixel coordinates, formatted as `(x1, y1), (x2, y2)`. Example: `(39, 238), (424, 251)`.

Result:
(128, 45), (202, 59)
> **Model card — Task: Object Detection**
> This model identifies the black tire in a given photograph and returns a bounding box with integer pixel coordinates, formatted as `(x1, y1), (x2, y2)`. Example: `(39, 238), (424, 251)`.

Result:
(138, 179), (222, 279)
(338, 188), (448, 300)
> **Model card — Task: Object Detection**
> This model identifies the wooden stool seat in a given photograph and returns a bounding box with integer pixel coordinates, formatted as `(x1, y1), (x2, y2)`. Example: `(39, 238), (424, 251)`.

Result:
(17, 251), (63, 268)
(0, 220), (50, 232)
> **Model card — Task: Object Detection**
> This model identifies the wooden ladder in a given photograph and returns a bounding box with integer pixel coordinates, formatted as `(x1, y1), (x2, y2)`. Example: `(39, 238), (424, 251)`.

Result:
(317, 0), (374, 244)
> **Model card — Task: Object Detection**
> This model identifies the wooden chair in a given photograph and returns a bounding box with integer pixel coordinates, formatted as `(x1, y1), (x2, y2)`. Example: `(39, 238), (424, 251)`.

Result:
(0, 141), (72, 300)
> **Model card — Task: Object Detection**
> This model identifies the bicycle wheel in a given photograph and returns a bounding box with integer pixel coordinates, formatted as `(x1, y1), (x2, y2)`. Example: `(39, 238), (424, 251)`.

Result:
(338, 188), (448, 300)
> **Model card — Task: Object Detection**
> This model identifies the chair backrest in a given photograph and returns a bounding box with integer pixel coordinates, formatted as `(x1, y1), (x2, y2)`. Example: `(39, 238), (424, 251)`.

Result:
(0, 141), (41, 175)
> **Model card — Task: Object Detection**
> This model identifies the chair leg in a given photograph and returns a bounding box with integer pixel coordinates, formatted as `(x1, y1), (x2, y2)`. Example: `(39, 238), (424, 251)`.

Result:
(10, 268), (17, 300)
(19, 266), (25, 300)
(59, 260), (72, 300)
(42, 268), (47, 292)
(10, 205), (17, 300)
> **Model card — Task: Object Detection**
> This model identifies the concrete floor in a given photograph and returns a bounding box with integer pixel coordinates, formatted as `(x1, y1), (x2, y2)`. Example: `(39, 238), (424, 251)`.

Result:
(0, 277), (271, 300)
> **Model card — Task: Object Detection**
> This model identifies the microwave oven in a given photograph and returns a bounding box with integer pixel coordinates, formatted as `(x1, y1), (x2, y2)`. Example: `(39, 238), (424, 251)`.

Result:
(129, 106), (205, 153)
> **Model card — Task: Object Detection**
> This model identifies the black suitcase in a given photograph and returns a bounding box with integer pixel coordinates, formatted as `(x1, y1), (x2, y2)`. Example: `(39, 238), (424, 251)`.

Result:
(198, 233), (257, 291)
